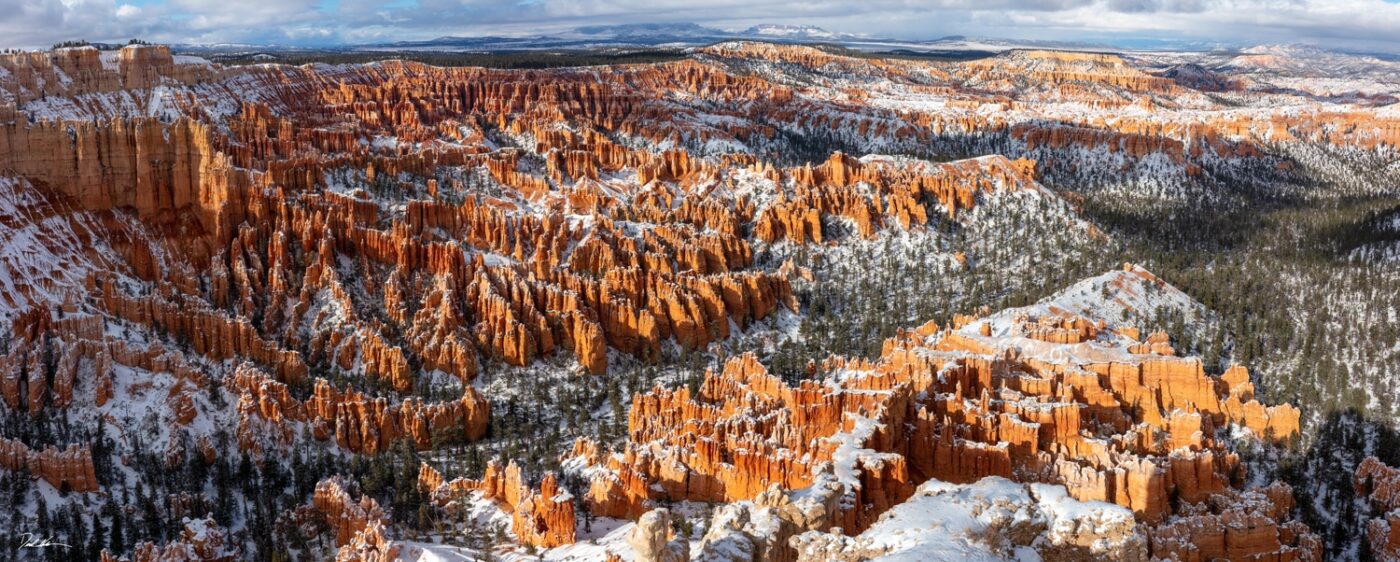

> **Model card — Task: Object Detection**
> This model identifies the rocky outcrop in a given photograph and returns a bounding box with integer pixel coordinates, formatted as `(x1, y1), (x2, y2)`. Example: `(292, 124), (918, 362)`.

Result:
(565, 266), (1316, 559)
(419, 460), (576, 548)
(228, 365), (489, 457)
(1357, 457), (1400, 561)
(100, 287), (307, 385)
(314, 477), (386, 547)
(333, 519), (400, 562)
(1148, 484), (1321, 561)
(99, 516), (240, 562)
(0, 437), (98, 492)
(753, 153), (1041, 244)
(628, 508), (690, 562)
(0, 45), (217, 107)
(302, 477), (405, 562)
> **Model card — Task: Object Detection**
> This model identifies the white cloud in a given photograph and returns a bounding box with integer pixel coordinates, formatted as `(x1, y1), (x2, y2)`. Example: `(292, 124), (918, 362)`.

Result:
(0, 0), (1395, 52)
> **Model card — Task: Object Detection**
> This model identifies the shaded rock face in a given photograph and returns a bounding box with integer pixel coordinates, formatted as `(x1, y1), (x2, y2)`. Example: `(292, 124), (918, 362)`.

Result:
(1357, 457), (1400, 561)
(565, 266), (1316, 561)
(1160, 63), (1241, 92)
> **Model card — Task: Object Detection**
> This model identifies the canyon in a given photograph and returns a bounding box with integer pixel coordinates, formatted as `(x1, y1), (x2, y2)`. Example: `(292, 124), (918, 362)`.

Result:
(0, 38), (1393, 562)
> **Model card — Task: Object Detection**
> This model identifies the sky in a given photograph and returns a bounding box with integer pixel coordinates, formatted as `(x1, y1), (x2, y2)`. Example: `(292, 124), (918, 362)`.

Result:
(1, 0), (1399, 52)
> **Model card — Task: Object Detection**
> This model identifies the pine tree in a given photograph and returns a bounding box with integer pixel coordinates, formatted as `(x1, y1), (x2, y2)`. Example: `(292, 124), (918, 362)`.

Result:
(89, 515), (106, 562)
(107, 500), (123, 555)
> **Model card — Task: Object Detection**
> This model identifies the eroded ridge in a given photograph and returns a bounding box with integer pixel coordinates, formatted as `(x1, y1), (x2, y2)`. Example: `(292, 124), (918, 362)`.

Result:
(561, 265), (1315, 561)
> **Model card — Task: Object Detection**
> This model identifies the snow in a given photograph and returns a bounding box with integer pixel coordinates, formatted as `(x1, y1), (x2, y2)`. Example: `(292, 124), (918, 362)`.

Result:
(395, 541), (485, 562)
(99, 51), (121, 72)
(794, 476), (1138, 562)
(843, 477), (1037, 561)
(1028, 483), (1136, 537)
(0, 176), (116, 316)
(945, 264), (1208, 366)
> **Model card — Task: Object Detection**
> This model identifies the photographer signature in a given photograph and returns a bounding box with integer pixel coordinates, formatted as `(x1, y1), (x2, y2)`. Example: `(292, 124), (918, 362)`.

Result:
(18, 533), (70, 549)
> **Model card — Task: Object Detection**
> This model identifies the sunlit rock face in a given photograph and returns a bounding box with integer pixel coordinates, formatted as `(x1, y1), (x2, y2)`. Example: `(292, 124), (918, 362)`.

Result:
(0, 38), (1384, 561)
(564, 264), (1315, 561)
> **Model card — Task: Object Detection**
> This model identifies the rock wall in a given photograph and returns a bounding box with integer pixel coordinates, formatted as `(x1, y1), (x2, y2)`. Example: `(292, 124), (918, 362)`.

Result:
(0, 437), (98, 492)
(0, 45), (217, 106)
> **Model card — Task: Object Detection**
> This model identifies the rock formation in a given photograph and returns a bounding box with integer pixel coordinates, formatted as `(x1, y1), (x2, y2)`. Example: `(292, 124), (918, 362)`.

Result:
(0, 38), (1382, 562)
(419, 460), (576, 548)
(99, 516), (240, 562)
(565, 266), (1317, 560)
(628, 508), (690, 562)
(227, 364), (489, 457)
(1357, 457), (1400, 562)
(0, 437), (98, 492)
(314, 477), (387, 547)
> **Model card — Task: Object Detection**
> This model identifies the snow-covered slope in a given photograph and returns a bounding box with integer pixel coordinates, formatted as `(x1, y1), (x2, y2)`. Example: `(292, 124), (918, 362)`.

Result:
(792, 477), (1142, 562)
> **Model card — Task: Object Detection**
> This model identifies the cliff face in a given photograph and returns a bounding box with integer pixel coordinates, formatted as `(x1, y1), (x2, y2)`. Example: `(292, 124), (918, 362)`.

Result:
(0, 45), (216, 107)
(568, 266), (1316, 561)
(0, 117), (250, 260)
(1357, 457), (1400, 561)
(963, 50), (1182, 95)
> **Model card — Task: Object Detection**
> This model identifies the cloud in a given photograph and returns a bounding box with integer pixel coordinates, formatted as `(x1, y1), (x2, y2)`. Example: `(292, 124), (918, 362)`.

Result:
(0, 0), (1395, 52)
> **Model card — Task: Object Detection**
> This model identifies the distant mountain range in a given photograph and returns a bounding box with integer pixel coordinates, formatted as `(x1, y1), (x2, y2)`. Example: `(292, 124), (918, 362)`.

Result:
(168, 22), (1400, 61)
(351, 23), (1113, 54)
